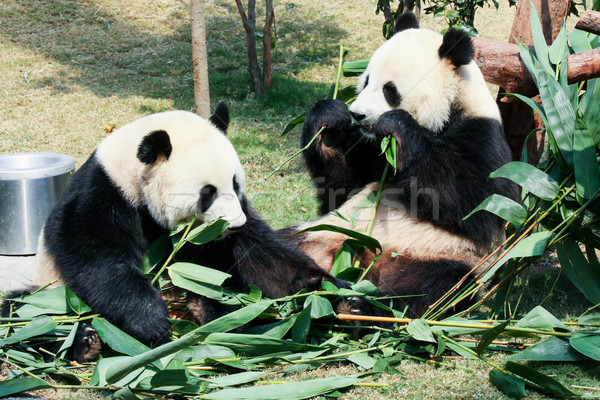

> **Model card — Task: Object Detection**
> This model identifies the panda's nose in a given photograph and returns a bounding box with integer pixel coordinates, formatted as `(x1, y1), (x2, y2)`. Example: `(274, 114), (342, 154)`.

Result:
(350, 111), (366, 122)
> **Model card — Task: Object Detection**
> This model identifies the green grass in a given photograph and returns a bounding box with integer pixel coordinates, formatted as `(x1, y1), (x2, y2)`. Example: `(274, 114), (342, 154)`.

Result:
(1, 0), (598, 398)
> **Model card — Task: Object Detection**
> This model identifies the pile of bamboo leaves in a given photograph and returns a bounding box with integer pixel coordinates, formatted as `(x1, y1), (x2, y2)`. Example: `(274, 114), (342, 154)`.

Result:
(3, 4), (600, 399)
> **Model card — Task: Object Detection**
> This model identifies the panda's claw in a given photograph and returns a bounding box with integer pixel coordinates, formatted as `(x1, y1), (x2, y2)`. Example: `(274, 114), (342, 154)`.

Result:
(70, 325), (103, 363)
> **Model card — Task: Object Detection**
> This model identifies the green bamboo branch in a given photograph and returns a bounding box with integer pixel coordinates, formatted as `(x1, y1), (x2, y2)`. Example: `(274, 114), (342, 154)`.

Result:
(265, 126), (325, 180)
(151, 215), (196, 285)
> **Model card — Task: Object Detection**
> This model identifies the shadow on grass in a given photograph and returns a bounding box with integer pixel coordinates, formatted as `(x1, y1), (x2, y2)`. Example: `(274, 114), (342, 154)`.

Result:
(0, 0), (345, 119)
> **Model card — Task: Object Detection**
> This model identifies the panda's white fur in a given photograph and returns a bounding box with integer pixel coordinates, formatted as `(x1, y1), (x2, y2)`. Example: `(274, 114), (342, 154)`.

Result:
(349, 28), (500, 133)
(97, 110), (247, 230)
(288, 12), (518, 317)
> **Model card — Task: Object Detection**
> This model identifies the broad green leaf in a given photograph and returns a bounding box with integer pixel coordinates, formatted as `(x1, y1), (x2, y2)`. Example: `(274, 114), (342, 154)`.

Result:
(0, 376), (52, 397)
(580, 79), (600, 141)
(380, 136), (397, 170)
(299, 224), (382, 255)
(206, 332), (319, 356)
(205, 375), (361, 400)
(305, 295), (334, 319)
(481, 231), (552, 283)
(476, 320), (509, 355)
(105, 300), (273, 383)
(292, 306), (312, 343)
(407, 319), (436, 343)
(557, 238), (600, 304)
(463, 194), (527, 226)
(489, 368), (526, 398)
(282, 113), (306, 136)
(573, 120), (599, 199)
(187, 219), (229, 245)
(92, 317), (150, 356)
(343, 58), (369, 76)
(208, 371), (266, 387)
(529, 3), (553, 74)
(142, 233), (172, 274)
(93, 355), (147, 387)
(149, 369), (195, 390)
(168, 262), (231, 299)
(330, 239), (363, 278)
(11, 286), (68, 313)
(348, 352), (377, 369)
(507, 337), (586, 362)
(113, 386), (143, 400)
(504, 361), (579, 398)
(351, 280), (380, 295)
(536, 66), (575, 167)
(548, 22), (568, 66)
(174, 344), (235, 363)
(353, 191), (377, 209)
(65, 287), (91, 314)
(489, 162), (559, 201)
(570, 330), (600, 361)
(0, 316), (57, 346)
(514, 306), (568, 331)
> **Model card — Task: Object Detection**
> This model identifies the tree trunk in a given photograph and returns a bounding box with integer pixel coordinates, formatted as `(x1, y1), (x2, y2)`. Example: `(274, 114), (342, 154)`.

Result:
(190, 0), (210, 118)
(262, 0), (275, 94)
(496, 0), (571, 162)
(235, 0), (262, 95)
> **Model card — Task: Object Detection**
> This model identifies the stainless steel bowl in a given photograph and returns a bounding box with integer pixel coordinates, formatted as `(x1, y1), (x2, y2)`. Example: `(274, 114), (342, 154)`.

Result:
(0, 153), (75, 255)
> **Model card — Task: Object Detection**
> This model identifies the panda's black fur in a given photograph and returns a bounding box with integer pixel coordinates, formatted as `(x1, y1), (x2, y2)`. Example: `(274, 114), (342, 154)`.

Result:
(285, 12), (519, 317)
(2, 103), (354, 362)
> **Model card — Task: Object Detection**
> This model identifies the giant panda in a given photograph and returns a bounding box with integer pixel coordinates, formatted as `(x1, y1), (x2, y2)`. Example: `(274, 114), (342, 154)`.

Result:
(3, 102), (353, 362)
(285, 12), (518, 317)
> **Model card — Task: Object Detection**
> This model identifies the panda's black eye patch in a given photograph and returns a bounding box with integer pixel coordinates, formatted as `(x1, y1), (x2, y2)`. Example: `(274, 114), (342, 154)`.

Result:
(383, 82), (402, 108)
(363, 75), (369, 90)
(199, 184), (217, 212)
(233, 176), (240, 195)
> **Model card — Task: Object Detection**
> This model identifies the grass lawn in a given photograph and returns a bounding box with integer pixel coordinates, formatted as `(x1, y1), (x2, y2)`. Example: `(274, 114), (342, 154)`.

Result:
(1, 0), (598, 398)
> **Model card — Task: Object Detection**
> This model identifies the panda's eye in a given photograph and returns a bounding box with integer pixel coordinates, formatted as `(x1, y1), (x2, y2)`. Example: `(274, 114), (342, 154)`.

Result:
(199, 184), (217, 212)
(233, 176), (240, 195)
(383, 82), (402, 107)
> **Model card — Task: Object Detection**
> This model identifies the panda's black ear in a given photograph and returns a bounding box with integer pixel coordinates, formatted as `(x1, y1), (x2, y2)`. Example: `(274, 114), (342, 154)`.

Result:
(209, 100), (229, 134)
(393, 11), (419, 34)
(439, 29), (474, 68)
(137, 130), (172, 165)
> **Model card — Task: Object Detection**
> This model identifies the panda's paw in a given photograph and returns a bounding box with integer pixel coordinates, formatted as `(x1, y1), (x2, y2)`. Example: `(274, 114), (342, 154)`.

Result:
(70, 325), (103, 363)
(303, 100), (352, 147)
(373, 109), (412, 141)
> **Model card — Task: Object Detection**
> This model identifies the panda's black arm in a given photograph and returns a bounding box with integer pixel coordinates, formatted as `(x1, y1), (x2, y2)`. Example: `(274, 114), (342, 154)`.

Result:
(42, 156), (171, 347)
(375, 109), (517, 248)
(302, 99), (385, 214)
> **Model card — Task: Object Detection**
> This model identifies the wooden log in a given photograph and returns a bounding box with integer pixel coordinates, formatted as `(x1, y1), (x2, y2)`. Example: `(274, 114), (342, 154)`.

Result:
(575, 10), (600, 35)
(474, 39), (600, 95)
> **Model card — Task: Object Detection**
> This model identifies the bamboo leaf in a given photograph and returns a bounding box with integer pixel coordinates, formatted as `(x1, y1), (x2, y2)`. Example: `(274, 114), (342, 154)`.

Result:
(529, 2), (553, 76)
(11, 286), (68, 313)
(463, 194), (527, 226)
(299, 224), (382, 254)
(0, 376), (52, 398)
(504, 361), (579, 398)
(142, 233), (172, 274)
(407, 319), (436, 343)
(481, 231), (552, 283)
(169, 262), (230, 299)
(208, 371), (266, 387)
(305, 295), (334, 319)
(489, 368), (526, 399)
(489, 162), (559, 201)
(65, 287), (91, 314)
(0, 316), (57, 346)
(292, 306), (312, 343)
(573, 120), (599, 199)
(476, 320), (509, 355)
(570, 330), (600, 361)
(92, 317), (150, 356)
(282, 113), (306, 136)
(105, 300), (273, 384)
(205, 375), (361, 400)
(343, 58), (369, 76)
(348, 352), (377, 369)
(187, 219), (229, 245)
(556, 238), (600, 304)
(514, 306), (568, 331)
(205, 332), (320, 356)
(507, 337), (586, 362)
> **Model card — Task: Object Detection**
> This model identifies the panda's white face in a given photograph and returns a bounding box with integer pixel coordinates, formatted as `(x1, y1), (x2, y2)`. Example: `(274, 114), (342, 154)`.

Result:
(349, 27), (499, 135)
(97, 110), (247, 231)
